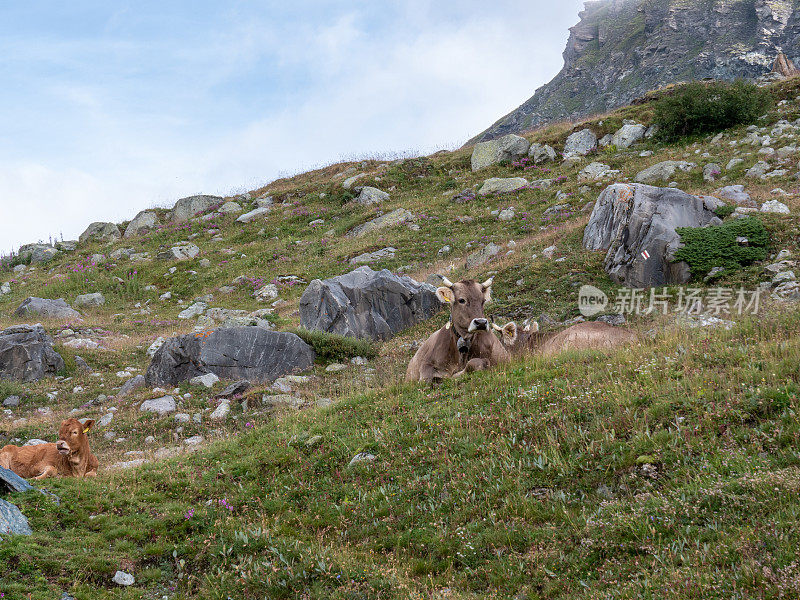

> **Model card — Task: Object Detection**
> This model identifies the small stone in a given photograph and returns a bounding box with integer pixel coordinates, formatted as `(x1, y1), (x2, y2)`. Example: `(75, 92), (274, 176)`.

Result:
(542, 245), (557, 260)
(761, 200), (790, 214)
(190, 372), (220, 388)
(140, 396), (176, 415)
(348, 452), (377, 467)
(2, 396), (20, 408)
(210, 401), (230, 421)
(185, 435), (204, 446)
(325, 363), (348, 373)
(113, 571), (135, 586)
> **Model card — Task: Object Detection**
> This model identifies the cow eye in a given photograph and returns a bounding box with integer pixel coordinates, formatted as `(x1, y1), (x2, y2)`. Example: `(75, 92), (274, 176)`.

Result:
(458, 298), (467, 304)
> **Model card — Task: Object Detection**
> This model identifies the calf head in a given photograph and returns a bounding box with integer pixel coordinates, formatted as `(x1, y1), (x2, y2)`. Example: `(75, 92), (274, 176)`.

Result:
(492, 319), (541, 353)
(56, 418), (94, 460)
(436, 277), (494, 339)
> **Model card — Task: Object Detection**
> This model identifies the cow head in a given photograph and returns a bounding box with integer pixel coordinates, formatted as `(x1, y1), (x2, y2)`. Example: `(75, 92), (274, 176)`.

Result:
(436, 277), (494, 339)
(56, 418), (94, 459)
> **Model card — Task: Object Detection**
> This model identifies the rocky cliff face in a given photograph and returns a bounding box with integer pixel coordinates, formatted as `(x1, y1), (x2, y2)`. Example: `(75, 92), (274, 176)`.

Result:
(474, 0), (800, 142)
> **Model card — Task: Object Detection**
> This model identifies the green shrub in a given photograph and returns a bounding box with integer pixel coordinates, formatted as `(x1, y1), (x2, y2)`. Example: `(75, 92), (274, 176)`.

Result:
(673, 217), (770, 277)
(290, 328), (378, 362)
(653, 80), (772, 142)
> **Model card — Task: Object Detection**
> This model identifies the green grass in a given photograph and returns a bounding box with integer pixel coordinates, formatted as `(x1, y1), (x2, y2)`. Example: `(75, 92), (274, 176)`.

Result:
(4, 311), (800, 598)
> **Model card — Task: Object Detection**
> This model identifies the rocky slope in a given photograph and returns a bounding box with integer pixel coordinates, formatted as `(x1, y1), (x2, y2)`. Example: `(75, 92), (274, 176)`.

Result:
(474, 0), (800, 142)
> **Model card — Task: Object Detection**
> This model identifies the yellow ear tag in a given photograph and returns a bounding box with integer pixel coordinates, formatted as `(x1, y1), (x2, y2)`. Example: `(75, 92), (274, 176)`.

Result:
(83, 428), (90, 434)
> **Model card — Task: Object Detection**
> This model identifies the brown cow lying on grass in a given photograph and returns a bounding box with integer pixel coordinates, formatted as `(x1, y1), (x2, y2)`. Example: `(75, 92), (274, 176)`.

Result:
(0, 418), (98, 480)
(406, 277), (510, 383)
(492, 320), (638, 356)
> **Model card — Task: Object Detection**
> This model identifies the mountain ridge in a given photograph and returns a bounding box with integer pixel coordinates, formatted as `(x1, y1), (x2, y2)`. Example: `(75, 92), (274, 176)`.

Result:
(472, 0), (800, 142)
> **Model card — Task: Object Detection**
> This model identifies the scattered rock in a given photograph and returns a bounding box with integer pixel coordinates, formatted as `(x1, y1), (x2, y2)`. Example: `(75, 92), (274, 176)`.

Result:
(216, 381), (250, 398)
(254, 284), (279, 301)
(466, 243), (502, 269)
(703, 163), (722, 182)
(79, 222), (121, 244)
(236, 207), (271, 223)
(564, 129), (597, 157)
(17, 244), (58, 264)
(171, 195), (223, 223)
(15, 297), (81, 320)
(611, 123), (646, 148)
(342, 174), (365, 190)
(209, 401), (230, 421)
(578, 162), (620, 182)
(348, 208), (414, 238)
(478, 177), (529, 195)
(350, 247), (397, 264)
(190, 372), (220, 388)
(355, 187), (390, 206)
(300, 266), (439, 341)
(348, 453), (377, 467)
(745, 161), (771, 178)
(761, 200), (790, 214)
(634, 161), (695, 184)
(157, 244), (200, 261)
(528, 143), (557, 164)
(140, 396), (177, 416)
(471, 134), (530, 171)
(0, 324), (65, 382)
(497, 208), (515, 221)
(124, 211), (158, 237)
(113, 571), (135, 587)
(715, 185), (754, 206)
(2, 396), (20, 408)
(218, 201), (243, 214)
(73, 293), (105, 308)
(117, 375), (145, 398)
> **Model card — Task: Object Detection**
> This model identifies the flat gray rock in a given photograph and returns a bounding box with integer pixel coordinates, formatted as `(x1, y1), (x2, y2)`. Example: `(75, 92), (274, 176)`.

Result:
(300, 266), (439, 341)
(140, 396), (177, 415)
(0, 324), (65, 382)
(634, 161), (695, 184)
(583, 183), (720, 288)
(355, 186), (390, 206)
(15, 297), (81, 320)
(146, 328), (315, 386)
(564, 129), (597, 157)
(348, 208), (413, 238)
(74, 293), (105, 308)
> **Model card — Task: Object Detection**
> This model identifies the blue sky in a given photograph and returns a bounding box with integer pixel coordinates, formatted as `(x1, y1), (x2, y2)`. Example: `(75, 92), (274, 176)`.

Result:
(0, 0), (586, 251)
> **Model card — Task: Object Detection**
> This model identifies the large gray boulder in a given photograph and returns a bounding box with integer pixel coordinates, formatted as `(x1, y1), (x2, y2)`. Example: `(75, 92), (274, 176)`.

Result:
(124, 211), (158, 237)
(15, 298), (81, 321)
(0, 324), (65, 382)
(528, 143), (558, 164)
(171, 195), (223, 223)
(300, 266), (440, 340)
(355, 187), (390, 206)
(146, 328), (315, 386)
(79, 222), (121, 244)
(583, 183), (721, 288)
(471, 134), (530, 171)
(0, 498), (31, 537)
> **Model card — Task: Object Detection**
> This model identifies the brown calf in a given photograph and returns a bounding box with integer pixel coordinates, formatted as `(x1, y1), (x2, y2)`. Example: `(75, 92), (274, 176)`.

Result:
(406, 277), (510, 383)
(493, 320), (638, 356)
(0, 418), (98, 480)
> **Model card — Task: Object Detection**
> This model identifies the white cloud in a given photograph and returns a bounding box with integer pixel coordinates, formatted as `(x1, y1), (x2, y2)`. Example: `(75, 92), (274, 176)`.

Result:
(0, 1), (586, 251)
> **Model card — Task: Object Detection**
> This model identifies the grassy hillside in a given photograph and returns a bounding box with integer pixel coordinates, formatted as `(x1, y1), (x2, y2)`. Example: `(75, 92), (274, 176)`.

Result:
(2, 79), (800, 598)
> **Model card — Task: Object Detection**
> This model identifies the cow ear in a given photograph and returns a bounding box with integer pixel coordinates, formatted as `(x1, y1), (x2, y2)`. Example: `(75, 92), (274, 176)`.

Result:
(82, 419), (95, 434)
(436, 287), (455, 304)
(502, 322), (518, 345)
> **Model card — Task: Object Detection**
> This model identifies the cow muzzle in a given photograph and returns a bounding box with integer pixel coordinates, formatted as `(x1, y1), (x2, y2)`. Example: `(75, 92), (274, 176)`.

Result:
(56, 441), (71, 456)
(468, 318), (488, 333)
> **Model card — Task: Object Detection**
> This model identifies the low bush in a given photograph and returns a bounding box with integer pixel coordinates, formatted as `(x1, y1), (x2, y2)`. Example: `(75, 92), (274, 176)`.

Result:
(653, 80), (772, 142)
(673, 216), (770, 277)
(291, 328), (378, 362)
